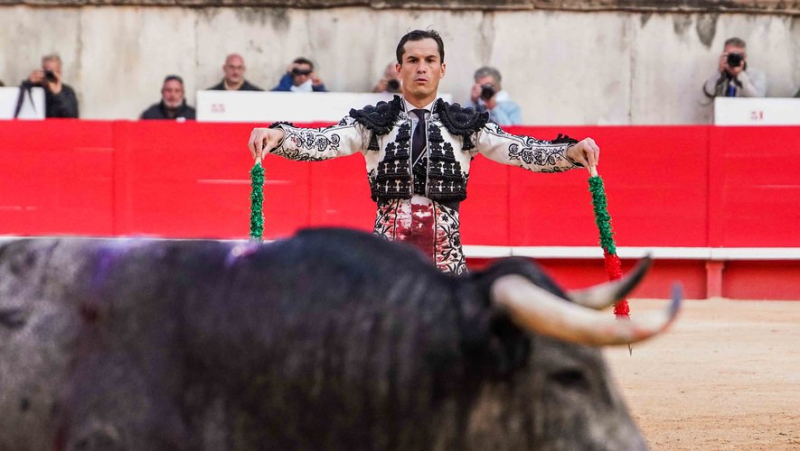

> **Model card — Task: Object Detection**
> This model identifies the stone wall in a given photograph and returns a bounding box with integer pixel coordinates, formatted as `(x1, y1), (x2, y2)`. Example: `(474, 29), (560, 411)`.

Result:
(1, 5), (798, 123)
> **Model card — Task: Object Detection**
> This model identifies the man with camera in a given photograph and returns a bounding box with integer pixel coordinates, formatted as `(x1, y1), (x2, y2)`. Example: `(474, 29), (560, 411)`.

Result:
(271, 57), (328, 92)
(468, 66), (521, 126)
(703, 37), (766, 98)
(208, 53), (263, 91)
(373, 62), (402, 94)
(21, 53), (79, 118)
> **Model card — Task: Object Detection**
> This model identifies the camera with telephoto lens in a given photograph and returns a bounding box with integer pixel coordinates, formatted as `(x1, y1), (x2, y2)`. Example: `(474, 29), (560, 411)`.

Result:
(726, 53), (743, 68)
(387, 79), (400, 91)
(44, 70), (57, 83)
(480, 84), (496, 101)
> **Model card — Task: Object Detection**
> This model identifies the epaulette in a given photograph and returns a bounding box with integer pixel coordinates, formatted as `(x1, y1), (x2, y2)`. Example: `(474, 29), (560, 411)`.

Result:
(350, 95), (404, 150)
(433, 99), (489, 150)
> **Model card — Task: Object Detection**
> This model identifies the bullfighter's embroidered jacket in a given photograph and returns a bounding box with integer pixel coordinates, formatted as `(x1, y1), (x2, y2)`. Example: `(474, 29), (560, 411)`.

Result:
(269, 95), (580, 274)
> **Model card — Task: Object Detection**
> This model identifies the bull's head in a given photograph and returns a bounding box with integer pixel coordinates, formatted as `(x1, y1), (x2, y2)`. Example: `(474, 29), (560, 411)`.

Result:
(458, 256), (680, 450)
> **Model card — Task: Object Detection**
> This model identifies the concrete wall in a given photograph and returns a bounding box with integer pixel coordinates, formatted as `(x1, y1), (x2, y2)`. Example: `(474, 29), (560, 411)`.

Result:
(1, 6), (798, 124)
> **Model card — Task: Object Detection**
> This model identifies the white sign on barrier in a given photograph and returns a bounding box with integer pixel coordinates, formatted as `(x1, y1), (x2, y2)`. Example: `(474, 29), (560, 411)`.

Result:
(196, 91), (452, 123)
(0, 87), (45, 120)
(714, 97), (800, 126)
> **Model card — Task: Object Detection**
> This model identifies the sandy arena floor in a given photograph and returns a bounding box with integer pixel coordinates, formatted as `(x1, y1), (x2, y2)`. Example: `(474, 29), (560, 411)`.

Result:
(604, 299), (800, 450)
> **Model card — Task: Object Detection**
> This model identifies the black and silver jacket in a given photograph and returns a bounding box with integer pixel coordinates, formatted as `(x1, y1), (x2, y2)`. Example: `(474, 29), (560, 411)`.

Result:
(269, 95), (580, 203)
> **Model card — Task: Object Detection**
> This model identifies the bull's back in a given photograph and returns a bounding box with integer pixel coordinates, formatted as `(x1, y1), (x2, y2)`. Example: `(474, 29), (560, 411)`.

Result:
(0, 230), (476, 450)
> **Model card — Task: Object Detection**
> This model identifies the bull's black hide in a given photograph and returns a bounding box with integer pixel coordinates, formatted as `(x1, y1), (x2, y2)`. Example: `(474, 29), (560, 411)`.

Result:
(0, 228), (646, 450)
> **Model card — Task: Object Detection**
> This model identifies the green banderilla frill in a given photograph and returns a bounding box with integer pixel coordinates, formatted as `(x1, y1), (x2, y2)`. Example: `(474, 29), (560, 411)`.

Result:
(589, 175), (616, 256)
(249, 162), (265, 241)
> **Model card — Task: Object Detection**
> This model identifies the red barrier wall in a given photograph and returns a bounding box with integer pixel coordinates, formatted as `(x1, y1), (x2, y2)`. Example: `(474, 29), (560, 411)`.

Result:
(1, 120), (799, 299)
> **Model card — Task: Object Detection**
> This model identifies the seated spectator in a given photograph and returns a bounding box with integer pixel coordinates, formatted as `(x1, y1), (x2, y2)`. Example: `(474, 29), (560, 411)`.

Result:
(703, 37), (766, 98)
(208, 53), (263, 91)
(271, 57), (327, 92)
(22, 53), (79, 118)
(140, 75), (196, 120)
(468, 66), (521, 125)
(372, 62), (402, 94)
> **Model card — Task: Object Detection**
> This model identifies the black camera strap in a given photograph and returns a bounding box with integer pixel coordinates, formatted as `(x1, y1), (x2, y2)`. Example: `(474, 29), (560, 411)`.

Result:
(13, 82), (39, 119)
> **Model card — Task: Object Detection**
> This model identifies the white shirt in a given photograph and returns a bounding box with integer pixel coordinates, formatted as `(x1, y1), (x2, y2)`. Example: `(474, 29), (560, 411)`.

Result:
(403, 97), (437, 133)
(290, 79), (314, 92)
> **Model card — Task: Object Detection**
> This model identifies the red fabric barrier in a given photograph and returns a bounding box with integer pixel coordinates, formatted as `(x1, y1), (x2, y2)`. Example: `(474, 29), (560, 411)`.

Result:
(714, 127), (800, 247)
(0, 120), (115, 235)
(1, 120), (798, 250)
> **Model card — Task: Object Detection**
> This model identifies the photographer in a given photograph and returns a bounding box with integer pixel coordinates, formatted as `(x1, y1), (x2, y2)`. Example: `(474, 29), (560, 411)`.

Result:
(21, 53), (79, 118)
(703, 37), (766, 98)
(373, 62), (402, 94)
(468, 66), (521, 125)
(271, 57), (327, 92)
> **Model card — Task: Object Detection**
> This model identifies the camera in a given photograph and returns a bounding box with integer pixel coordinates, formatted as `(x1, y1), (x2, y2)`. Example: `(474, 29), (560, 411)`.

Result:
(726, 53), (743, 68)
(291, 68), (312, 76)
(44, 70), (57, 83)
(387, 79), (400, 91)
(480, 84), (496, 101)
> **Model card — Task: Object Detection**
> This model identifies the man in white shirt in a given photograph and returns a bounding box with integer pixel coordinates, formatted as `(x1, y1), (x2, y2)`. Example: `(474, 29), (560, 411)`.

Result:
(249, 30), (599, 274)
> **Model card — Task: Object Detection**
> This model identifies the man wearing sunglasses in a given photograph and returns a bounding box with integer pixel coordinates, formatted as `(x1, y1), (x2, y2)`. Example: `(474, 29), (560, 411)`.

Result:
(271, 57), (328, 92)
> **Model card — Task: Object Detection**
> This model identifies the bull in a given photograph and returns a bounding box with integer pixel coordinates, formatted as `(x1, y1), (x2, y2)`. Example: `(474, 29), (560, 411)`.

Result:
(0, 228), (680, 451)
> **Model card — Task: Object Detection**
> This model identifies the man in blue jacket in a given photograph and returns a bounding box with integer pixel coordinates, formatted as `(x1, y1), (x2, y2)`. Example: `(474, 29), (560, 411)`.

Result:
(271, 57), (328, 92)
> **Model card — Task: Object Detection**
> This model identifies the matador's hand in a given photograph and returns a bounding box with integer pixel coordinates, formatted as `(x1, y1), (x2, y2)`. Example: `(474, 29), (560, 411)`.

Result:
(566, 138), (600, 170)
(249, 127), (285, 162)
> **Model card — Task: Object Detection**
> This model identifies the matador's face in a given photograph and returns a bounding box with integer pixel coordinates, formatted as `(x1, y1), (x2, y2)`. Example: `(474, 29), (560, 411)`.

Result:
(397, 38), (446, 102)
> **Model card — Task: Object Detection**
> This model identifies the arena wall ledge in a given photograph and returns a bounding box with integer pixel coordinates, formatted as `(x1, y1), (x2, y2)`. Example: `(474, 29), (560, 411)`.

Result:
(1, 0), (800, 14)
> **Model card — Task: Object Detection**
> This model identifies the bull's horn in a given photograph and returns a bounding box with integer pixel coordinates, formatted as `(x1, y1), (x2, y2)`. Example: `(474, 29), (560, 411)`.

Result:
(567, 256), (652, 310)
(491, 276), (682, 346)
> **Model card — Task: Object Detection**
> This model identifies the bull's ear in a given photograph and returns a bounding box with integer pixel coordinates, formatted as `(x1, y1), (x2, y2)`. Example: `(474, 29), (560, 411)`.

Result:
(491, 275), (682, 347)
(567, 256), (651, 310)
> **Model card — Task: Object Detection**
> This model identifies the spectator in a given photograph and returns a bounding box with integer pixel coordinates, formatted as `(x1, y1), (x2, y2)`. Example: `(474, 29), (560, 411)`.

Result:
(271, 57), (327, 92)
(140, 75), (196, 120)
(373, 62), (402, 94)
(208, 53), (263, 91)
(703, 37), (767, 98)
(468, 66), (521, 125)
(22, 53), (79, 118)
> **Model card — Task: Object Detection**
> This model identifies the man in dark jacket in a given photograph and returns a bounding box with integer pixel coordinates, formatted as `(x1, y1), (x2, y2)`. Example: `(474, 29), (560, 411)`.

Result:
(23, 53), (79, 118)
(208, 53), (263, 91)
(140, 75), (196, 120)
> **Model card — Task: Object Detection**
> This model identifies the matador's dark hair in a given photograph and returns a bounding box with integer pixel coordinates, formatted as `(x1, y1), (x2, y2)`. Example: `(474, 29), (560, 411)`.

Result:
(396, 29), (445, 64)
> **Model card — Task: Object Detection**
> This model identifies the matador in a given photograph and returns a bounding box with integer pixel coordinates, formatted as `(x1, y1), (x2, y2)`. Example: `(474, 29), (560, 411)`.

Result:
(249, 29), (600, 274)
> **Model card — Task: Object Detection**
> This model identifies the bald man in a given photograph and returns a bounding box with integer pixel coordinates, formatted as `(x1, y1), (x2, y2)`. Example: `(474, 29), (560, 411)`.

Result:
(209, 53), (263, 91)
